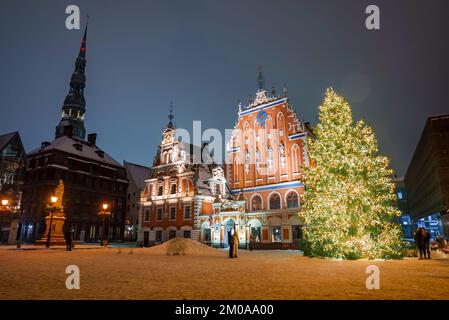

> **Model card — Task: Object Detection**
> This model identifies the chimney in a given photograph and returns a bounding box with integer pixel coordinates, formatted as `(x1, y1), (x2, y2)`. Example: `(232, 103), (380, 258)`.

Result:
(87, 133), (97, 145)
(41, 141), (51, 148)
(63, 125), (74, 138)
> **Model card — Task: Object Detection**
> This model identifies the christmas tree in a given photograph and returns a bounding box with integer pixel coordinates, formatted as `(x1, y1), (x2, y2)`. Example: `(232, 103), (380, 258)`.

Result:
(301, 88), (405, 260)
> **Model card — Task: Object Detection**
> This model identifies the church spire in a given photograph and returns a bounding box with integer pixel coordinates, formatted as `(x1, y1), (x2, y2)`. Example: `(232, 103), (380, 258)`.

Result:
(167, 101), (175, 129)
(55, 19), (88, 140)
(78, 16), (88, 59)
(257, 65), (265, 90)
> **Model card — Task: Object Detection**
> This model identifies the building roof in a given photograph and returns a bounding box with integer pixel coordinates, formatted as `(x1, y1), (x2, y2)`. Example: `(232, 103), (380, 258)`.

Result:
(28, 135), (122, 167)
(0, 132), (19, 152)
(124, 161), (150, 191)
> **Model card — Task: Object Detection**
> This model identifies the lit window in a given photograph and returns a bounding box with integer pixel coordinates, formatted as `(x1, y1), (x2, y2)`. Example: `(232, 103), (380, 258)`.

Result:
(272, 227), (282, 242)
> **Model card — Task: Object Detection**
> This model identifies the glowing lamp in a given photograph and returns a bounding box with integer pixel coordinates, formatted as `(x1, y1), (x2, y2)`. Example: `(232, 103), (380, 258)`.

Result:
(50, 196), (58, 204)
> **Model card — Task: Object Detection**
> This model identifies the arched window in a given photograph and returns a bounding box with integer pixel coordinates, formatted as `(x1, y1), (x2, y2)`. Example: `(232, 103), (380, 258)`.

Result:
(170, 184), (177, 194)
(269, 193), (281, 210)
(286, 192), (299, 208)
(158, 186), (163, 196)
(276, 112), (285, 134)
(292, 144), (300, 173)
(251, 195), (262, 211)
(234, 157), (240, 183)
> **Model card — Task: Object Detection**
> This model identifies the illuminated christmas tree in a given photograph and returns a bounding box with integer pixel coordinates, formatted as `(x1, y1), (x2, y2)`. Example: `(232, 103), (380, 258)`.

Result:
(301, 88), (405, 259)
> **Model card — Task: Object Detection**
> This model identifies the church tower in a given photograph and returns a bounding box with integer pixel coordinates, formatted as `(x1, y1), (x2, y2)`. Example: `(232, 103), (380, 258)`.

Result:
(55, 23), (88, 140)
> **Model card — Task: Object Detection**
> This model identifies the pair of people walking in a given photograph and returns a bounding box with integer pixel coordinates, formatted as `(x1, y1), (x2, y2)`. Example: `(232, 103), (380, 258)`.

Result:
(414, 227), (431, 259)
(228, 228), (239, 258)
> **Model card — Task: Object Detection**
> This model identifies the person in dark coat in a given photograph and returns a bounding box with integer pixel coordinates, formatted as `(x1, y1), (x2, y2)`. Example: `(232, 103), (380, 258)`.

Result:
(228, 229), (234, 258)
(414, 227), (426, 259)
(65, 228), (73, 252)
(423, 227), (431, 259)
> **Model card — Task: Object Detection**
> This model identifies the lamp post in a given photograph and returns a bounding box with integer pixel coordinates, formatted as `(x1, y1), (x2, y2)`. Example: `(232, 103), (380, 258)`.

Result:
(45, 196), (58, 248)
(98, 203), (111, 246)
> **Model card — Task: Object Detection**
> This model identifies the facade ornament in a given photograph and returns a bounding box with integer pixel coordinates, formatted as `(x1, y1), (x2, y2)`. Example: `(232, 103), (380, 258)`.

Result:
(279, 143), (286, 168)
(267, 146), (273, 171)
(244, 151), (250, 174)
(255, 149), (261, 173)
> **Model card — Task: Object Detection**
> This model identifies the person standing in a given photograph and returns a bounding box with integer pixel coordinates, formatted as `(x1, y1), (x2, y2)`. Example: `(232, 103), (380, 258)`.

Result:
(228, 229), (234, 258)
(414, 227), (425, 259)
(233, 229), (239, 258)
(65, 227), (73, 252)
(249, 232), (255, 251)
(423, 227), (431, 259)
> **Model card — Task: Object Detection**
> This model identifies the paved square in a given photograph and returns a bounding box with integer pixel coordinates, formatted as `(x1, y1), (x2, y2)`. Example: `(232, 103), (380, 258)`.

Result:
(1, 246), (448, 300)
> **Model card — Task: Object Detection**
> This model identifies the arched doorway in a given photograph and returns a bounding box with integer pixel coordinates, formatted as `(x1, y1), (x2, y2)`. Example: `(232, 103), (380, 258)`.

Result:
(248, 219), (262, 243)
(223, 219), (235, 248)
(200, 221), (211, 244)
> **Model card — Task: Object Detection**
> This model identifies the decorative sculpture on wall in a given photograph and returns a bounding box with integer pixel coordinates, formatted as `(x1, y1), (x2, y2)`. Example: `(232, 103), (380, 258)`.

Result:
(279, 143), (286, 169)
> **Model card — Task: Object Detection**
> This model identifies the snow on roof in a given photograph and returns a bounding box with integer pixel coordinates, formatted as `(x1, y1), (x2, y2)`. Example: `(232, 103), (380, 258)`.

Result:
(28, 135), (122, 167)
(124, 161), (150, 191)
(0, 132), (18, 152)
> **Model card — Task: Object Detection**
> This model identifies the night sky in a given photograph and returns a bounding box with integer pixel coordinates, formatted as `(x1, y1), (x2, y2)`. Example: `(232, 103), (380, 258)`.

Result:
(1, 0), (448, 176)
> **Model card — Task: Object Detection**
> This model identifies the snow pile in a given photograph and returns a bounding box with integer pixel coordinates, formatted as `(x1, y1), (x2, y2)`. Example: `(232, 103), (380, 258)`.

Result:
(146, 238), (223, 256)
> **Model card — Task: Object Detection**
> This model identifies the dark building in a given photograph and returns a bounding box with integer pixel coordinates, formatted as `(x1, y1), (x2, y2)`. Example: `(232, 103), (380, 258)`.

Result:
(124, 161), (149, 242)
(392, 176), (413, 239)
(404, 114), (449, 238)
(0, 132), (27, 243)
(20, 24), (128, 243)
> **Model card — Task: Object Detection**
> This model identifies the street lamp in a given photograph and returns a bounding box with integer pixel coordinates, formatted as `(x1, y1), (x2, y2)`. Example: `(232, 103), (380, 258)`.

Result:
(45, 196), (58, 248)
(98, 203), (111, 246)
(1, 199), (9, 207)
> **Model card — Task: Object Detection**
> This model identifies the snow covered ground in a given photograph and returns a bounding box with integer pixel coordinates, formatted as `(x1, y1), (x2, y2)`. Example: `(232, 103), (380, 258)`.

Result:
(0, 239), (448, 300)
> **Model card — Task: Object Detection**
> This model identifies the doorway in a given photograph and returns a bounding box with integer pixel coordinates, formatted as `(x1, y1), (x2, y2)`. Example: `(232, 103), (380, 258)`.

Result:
(223, 219), (235, 248)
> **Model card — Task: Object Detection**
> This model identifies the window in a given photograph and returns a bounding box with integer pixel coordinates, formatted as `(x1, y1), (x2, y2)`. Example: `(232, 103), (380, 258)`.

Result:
(156, 230), (162, 242)
(169, 230), (177, 239)
(169, 207), (176, 220)
(269, 193), (281, 210)
(171, 184), (177, 194)
(156, 208), (163, 221)
(291, 144), (301, 173)
(158, 186), (163, 196)
(286, 192), (299, 208)
(183, 230), (191, 238)
(144, 209), (150, 221)
(251, 195), (262, 211)
(272, 226), (282, 242)
(184, 206), (191, 220)
(292, 226), (303, 240)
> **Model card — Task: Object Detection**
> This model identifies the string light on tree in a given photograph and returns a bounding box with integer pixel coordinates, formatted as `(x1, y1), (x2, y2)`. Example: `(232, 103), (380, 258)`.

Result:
(301, 88), (405, 260)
